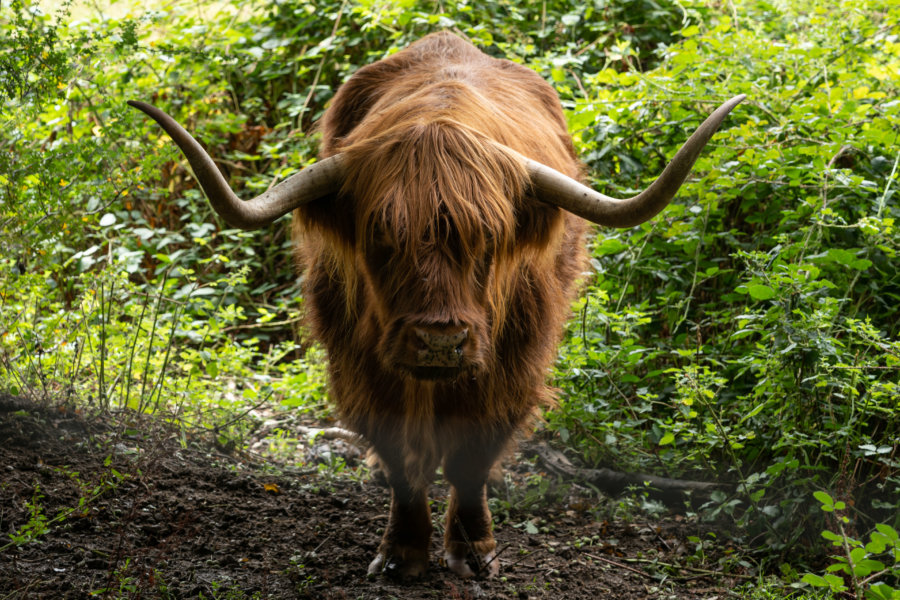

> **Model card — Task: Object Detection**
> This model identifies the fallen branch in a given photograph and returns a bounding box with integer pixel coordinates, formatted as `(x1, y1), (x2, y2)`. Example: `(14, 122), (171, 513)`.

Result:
(584, 552), (755, 583)
(529, 445), (729, 504)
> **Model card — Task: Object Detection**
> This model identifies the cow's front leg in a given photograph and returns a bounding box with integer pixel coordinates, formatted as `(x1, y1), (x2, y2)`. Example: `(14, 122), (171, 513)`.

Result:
(367, 448), (434, 579)
(442, 442), (505, 578)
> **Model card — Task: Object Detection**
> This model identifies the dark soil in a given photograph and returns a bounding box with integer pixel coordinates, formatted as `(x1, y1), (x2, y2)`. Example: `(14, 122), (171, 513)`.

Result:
(0, 395), (739, 599)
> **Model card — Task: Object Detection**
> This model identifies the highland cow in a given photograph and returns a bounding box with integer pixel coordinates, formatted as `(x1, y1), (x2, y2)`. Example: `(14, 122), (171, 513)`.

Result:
(129, 31), (743, 579)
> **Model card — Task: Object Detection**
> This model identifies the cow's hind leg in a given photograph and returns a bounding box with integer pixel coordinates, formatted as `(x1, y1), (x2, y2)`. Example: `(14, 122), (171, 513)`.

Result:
(366, 445), (435, 579)
(442, 438), (506, 578)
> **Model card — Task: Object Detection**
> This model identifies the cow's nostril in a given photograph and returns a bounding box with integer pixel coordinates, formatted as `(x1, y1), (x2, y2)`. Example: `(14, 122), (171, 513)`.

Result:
(412, 334), (429, 351)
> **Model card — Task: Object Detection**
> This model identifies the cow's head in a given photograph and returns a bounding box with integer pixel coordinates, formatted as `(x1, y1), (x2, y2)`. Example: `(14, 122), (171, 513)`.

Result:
(127, 94), (744, 380)
(335, 109), (527, 380)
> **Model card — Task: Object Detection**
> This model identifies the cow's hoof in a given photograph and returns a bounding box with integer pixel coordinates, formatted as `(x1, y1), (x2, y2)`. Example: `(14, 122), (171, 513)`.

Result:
(445, 549), (499, 578)
(367, 552), (427, 580)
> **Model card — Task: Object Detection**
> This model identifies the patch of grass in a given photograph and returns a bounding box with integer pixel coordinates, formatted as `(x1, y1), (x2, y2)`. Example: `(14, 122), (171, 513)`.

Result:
(2, 459), (127, 552)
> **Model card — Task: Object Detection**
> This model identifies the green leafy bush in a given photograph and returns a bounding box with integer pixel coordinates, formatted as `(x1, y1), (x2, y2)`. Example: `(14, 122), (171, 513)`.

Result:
(551, 0), (900, 560)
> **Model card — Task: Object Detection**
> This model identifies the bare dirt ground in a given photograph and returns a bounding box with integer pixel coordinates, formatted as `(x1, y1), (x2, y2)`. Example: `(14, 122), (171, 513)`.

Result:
(0, 394), (741, 599)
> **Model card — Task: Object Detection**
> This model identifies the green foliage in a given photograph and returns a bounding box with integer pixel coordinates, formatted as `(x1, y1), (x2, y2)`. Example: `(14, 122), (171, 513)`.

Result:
(0, 0), (72, 103)
(0, 256), (326, 447)
(551, 0), (900, 560)
(5, 486), (50, 548)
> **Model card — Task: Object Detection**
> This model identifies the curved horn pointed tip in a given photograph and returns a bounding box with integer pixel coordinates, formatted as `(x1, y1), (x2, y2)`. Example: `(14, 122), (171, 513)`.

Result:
(722, 94), (748, 112)
(127, 100), (149, 111)
(527, 92), (748, 229)
(703, 95), (747, 127)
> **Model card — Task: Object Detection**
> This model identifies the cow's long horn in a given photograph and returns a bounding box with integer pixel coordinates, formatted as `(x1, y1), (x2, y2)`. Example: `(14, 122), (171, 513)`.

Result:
(127, 101), (345, 230)
(528, 95), (746, 228)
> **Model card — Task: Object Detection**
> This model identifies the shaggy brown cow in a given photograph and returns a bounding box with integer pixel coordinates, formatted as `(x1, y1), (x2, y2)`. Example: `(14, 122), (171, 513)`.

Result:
(129, 31), (743, 579)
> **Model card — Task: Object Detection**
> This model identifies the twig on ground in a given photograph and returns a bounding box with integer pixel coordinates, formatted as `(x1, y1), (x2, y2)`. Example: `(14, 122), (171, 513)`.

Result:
(504, 547), (546, 570)
(483, 543), (511, 571)
(618, 556), (756, 581)
(583, 552), (654, 579)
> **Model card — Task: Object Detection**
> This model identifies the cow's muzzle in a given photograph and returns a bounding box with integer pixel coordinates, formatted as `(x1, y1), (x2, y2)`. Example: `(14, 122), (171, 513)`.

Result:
(393, 323), (473, 380)
(413, 325), (468, 368)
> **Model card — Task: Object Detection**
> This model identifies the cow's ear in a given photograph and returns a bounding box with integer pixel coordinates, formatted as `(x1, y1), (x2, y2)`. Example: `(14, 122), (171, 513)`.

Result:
(319, 59), (406, 155)
(293, 191), (356, 247)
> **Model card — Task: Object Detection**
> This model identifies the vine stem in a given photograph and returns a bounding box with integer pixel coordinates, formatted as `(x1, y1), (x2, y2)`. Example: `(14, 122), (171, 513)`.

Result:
(837, 518), (863, 600)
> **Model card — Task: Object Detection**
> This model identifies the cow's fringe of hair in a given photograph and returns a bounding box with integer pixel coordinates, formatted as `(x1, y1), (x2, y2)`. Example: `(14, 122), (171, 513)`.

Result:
(336, 108), (532, 340)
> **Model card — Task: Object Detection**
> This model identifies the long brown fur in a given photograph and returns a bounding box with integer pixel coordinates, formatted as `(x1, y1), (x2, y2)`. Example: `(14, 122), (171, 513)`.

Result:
(292, 31), (588, 577)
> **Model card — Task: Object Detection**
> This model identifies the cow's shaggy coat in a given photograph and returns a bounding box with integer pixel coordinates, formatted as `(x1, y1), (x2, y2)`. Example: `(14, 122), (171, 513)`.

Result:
(129, 30), (744, 579)
(292, 32), (588, 577)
